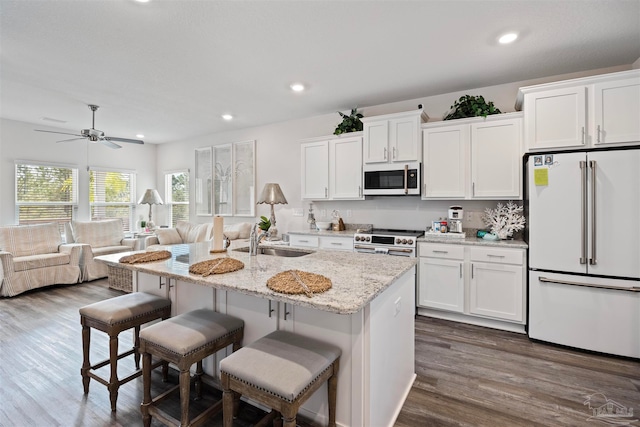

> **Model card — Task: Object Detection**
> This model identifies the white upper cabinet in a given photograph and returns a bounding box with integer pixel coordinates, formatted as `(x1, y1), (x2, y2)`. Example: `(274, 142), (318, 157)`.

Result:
(517, 69), (640, 151)
(301, 134), (363, 201)
(593, 77), (640, 145)
(422, 124), (469, 198)
(301, 140), (329, 200)
(471, 118), (522, 199)
(422, 113), (523, 200)
(362, 110), (428, 164)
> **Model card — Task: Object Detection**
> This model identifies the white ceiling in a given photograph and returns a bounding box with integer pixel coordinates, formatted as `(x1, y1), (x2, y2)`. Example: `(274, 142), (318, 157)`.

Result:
(1, 0), (639, 144)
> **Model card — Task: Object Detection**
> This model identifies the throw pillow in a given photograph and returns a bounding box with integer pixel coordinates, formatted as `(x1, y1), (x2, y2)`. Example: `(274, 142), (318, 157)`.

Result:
(156, 228), (182, 245)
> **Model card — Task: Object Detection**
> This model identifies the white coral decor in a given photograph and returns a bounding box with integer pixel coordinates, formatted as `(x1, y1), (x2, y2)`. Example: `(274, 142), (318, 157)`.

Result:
(483, 201), (526, 239)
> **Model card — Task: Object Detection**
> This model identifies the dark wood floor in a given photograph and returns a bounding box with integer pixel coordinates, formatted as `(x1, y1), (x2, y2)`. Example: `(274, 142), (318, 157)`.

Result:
(1, 280), (638, 427)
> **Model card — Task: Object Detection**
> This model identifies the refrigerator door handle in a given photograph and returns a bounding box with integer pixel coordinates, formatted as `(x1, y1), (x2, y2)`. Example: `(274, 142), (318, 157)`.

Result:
(589, 160), (597, 265)
(539, 276), (640, 292)
(580, 161), (587, 264)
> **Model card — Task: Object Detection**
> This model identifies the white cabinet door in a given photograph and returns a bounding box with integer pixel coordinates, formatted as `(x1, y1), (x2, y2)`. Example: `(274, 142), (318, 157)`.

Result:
(363, 120), (389, 164)
(593, 77), (640, 145)
(301, 141), (329, 199)
(471, 118), (522, 199)
(422, 125), (469, 199)
(223, 291), (278, 347)
(289, 235), (319, 248)
(390, 115), (420, 162)
(469, 262), (524, 322)
(524, 86), (587, 150)
(330, 137), (363, 199)
(319, 236), (354, 251)
(417, 257), (464, 313)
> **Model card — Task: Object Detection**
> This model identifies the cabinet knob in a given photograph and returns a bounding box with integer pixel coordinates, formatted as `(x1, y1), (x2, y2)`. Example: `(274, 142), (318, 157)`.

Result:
(384, 147), (387, 160)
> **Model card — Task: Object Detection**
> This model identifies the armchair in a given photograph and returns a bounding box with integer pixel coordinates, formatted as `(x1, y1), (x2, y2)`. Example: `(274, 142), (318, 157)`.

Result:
(0, 223), (82, 297)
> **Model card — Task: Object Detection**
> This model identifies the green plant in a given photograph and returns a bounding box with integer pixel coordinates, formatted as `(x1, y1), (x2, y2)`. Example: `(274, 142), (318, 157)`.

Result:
(334, 107), (364, 135)
(258, 216), (271, 231)
(443, 95), (502, 120)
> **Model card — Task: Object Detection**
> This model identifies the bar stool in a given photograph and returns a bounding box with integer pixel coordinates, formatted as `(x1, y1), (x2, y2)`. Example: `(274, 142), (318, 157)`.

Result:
(79, 292), (172, 411)
(220, 330), (341, 427)
(139, 309), (244, 427)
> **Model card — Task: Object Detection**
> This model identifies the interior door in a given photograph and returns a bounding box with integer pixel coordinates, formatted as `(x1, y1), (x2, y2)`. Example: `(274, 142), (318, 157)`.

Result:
(527, 152), (586, 273)
(587, 149), (640, 279)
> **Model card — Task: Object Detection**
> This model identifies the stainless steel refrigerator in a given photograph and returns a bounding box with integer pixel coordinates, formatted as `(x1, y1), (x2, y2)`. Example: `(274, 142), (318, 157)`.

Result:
(526, 147), (640, 358)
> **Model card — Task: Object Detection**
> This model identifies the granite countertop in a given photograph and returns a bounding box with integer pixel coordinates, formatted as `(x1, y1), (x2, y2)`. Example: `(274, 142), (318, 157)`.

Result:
(419, 233), (528, 249)
(96, 241), (416, 315)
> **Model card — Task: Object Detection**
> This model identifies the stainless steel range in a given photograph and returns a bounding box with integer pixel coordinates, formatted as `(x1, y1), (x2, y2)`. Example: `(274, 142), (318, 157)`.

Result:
(353, 228), (424, 257)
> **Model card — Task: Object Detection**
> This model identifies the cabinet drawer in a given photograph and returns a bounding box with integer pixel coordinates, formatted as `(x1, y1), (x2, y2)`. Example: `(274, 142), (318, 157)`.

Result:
(319, 236), (354, 251)
(469, 247), (524, 265)
(289, 235), (319, 248)
(418, 243), (464, 260)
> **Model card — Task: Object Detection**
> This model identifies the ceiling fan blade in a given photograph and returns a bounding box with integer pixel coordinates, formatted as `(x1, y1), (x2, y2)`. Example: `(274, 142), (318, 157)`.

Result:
(99, 139), (122, 149)
(35, 129), (83, 137)
(104, 136), (144, 144)
(56, 137), (87, 143)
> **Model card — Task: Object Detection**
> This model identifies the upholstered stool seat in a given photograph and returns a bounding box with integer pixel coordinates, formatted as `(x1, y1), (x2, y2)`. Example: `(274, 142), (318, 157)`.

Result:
(220, 330), (341, 427)
(140, 309), (244, 427)
(79, 292), (172, 411)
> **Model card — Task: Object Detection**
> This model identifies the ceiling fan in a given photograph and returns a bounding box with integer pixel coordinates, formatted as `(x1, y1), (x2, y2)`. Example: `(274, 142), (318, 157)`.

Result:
(35, 104), (144, 149)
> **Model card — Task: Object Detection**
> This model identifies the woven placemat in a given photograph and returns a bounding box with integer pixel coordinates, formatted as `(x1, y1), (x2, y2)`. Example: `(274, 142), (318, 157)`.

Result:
(119, 250), (172, 264)
(266, 270), (332, 298)
(189, 258), (244, 277)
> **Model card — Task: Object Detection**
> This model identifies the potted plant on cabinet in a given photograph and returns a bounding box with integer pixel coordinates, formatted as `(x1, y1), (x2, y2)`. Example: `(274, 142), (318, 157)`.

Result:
(334, 107), (364, 135)
(443, 95), (502, 120)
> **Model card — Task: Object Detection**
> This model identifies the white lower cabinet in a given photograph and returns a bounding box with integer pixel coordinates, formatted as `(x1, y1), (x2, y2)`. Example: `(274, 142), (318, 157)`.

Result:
(417, 242), (527, 331)
(289, 233), (354, 251)
(417, 244), (464, 312)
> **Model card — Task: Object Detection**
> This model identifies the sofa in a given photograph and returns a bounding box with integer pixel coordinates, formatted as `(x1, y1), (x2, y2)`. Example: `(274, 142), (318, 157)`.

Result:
(65, 219), (137, 282)
(145, 221), (252, 248)
(0, 223), (82, 297)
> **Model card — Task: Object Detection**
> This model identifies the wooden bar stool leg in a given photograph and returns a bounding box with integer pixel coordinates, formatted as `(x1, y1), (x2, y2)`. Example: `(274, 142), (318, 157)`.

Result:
(81, 324), (91, 394)
(328, 359), (339, 427)
(133, 325), (141, 369)
(222, 373), (234, 427)
(141, 352), (152, 427)
(194, 360), (204, 400)
(273, 411), (283, 427)
(108, 333), (119, 411)
(179, 368), (191, 426)
(282, 406), (297, 427)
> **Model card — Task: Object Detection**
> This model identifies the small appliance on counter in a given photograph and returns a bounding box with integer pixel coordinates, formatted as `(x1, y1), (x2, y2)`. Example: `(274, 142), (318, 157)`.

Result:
(448, 205), (463, 233)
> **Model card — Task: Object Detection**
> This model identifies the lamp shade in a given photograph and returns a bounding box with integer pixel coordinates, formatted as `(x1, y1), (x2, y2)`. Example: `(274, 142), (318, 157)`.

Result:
(138, 189), (163, 205)
(257, 183), (288, 205)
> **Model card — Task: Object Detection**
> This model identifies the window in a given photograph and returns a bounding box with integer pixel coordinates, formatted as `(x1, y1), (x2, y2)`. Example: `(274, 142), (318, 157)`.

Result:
(165, 171), (189, 227)
(15, 161), (78, 232)
(89, 169), (136, 231)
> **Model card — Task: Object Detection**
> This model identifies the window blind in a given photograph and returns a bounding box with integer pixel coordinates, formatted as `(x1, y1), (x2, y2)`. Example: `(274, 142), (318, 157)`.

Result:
(89, 170), (136, 231)
(165, 171), (189, 227)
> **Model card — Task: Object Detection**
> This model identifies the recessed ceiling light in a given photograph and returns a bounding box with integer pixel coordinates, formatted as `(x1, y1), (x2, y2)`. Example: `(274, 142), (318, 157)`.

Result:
(136, 134), (145, 138)
(222, 114), (233, 121)
(498, 32), (518, 44)
(290, 83), (305, 92)
(134, 0), (151, 3)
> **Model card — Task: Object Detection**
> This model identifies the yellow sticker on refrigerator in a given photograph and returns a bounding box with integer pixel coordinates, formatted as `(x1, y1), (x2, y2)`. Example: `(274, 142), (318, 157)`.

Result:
(534, 168), (548, 186)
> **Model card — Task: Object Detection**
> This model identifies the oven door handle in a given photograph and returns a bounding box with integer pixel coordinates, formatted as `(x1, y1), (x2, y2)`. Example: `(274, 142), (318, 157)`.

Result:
(354, 244), (413, 254)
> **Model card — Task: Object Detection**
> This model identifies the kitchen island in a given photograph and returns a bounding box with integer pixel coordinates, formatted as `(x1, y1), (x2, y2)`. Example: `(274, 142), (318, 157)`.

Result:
(96, 242), (417, 427)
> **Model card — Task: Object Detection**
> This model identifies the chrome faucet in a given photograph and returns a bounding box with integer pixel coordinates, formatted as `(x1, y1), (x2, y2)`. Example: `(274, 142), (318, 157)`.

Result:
(249, 223), (269, 256)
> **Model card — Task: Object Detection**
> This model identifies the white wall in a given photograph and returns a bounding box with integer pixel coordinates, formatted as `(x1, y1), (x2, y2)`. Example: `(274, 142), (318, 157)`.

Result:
(0, 118), (157, 225)
(156, 64), (631, 234)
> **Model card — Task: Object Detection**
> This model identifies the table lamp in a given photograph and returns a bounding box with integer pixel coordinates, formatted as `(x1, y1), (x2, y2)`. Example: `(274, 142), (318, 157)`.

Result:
(138, 189), (163, 230)
(257, 183), (288, 240)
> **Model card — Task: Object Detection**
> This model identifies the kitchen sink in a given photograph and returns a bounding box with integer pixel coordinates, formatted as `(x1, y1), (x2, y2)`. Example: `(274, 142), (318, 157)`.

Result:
(233, 247), (314, 257)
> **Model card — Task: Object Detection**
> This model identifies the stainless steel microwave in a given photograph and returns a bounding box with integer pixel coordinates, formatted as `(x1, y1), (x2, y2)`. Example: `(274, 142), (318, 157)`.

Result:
(363, 162), (421, 196)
